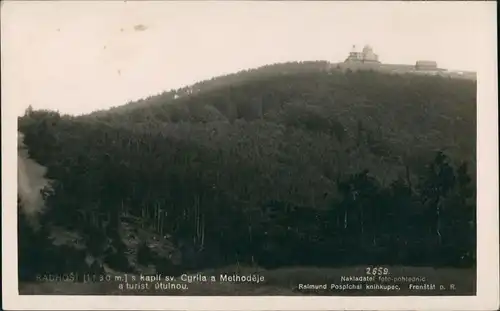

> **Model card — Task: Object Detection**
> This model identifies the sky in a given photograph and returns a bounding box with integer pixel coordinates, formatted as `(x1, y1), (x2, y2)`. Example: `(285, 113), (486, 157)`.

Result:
(1, 1), (496, 116)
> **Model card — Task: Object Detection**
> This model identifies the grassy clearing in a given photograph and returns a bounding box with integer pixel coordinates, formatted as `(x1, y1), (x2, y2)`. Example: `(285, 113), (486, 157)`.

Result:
(19, 266), (475, 296)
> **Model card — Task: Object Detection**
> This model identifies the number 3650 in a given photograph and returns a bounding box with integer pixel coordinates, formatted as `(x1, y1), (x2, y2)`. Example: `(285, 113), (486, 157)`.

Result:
(366, 267), (389, 275)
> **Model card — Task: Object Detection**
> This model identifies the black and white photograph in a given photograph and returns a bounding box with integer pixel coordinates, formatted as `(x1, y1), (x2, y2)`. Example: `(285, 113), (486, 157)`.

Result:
(2, 1), (498, 310)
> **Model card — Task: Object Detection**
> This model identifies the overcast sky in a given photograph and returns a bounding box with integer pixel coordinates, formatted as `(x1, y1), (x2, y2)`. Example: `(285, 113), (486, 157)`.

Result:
(1, 1), (496, 116)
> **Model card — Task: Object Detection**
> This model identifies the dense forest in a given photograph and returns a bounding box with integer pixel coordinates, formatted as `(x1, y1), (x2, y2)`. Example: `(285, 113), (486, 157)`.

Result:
(17, 62), (477, 282)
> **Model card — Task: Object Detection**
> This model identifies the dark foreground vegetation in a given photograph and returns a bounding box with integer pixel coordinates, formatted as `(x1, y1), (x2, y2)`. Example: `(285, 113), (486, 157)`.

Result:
(18, 62), (476, 285)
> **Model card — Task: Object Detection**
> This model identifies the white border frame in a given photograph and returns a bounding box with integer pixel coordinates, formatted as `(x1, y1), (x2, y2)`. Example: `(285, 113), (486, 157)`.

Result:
(2, 1), (498, 310)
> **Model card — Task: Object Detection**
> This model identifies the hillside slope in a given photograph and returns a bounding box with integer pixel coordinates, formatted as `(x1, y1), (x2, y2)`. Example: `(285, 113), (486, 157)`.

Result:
(88, 61), (331, 116)
(18, 63), (476, 293)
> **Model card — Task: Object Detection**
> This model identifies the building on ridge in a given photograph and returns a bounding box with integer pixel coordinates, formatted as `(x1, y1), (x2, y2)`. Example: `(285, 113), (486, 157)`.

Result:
(333, 44), (475, 80)
(345, 45), (380, 63)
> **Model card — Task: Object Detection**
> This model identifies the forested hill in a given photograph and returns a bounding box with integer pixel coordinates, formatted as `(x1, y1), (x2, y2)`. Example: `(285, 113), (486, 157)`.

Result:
(18, 62), (477, 282)
(84, 62), (476, 172)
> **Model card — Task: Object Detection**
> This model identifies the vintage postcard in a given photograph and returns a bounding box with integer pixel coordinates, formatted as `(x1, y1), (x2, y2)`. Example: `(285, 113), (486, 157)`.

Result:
(2, 1), (498, 310)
